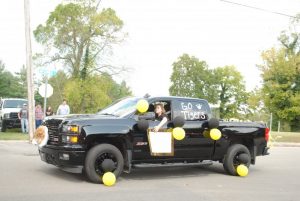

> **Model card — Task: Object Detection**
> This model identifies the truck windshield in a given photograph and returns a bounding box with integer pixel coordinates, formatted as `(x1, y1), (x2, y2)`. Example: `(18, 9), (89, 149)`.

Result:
(98, 97), (140, 117)
(3, 100), (27, 108)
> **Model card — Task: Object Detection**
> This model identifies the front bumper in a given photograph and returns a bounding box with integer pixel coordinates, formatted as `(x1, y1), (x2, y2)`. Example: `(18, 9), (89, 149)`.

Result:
(3, 118), (21, 128)
(38, 144), (86, 168)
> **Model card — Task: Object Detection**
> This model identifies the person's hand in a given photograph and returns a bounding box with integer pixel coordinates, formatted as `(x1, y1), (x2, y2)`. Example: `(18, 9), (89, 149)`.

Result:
(153, 126), (159, 132)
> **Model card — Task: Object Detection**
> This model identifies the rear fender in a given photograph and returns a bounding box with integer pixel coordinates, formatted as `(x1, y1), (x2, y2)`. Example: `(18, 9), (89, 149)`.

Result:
(223, 126), (267, 164)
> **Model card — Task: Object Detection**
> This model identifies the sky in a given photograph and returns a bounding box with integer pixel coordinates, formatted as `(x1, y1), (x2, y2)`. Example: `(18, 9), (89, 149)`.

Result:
(0, 0), (299, 97)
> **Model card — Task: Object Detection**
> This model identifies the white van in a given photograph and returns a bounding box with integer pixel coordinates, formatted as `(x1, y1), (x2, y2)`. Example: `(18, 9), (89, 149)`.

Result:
(0, 98), (28, 132)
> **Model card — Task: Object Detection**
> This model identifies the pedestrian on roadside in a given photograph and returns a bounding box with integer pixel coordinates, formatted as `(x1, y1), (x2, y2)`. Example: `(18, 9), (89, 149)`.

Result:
(18, 103), (28, 134)
(35, 103), (44, 128)
(46, 106), (54, 116)
(56, 99), (70, 115)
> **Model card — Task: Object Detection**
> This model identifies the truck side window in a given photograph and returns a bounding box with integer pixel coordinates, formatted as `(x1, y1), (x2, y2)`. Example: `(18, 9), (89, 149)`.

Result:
(173, 100), (210, 121)
(144, 101), (172, 120)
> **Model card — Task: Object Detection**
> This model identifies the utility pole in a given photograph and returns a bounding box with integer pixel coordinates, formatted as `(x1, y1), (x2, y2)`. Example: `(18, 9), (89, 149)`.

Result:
(43, 76), (48, 117)
(24, 0), (35, 141)
(270, 113), (273, 132)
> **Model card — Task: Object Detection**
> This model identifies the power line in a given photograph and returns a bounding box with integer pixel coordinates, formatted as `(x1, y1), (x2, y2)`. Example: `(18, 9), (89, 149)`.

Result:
(220, 0), (299, 19)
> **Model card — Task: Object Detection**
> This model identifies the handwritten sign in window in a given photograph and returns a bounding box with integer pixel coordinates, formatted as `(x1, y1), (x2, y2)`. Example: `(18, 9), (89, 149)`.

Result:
(175, 101), (208, 121)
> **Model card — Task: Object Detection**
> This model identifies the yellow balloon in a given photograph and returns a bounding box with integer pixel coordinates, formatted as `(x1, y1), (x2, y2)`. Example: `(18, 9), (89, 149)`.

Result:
(210, 128), (221, 140)
(102, 172), (116, 186)
(203, 130), (210, 138)
(136, 99), (149, 113)
(236, 164), (249, 177)
(172, 127), (185, 140)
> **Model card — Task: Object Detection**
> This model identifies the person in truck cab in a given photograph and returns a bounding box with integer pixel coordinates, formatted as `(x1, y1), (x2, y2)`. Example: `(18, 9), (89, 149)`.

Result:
(153, 103), (168, 132)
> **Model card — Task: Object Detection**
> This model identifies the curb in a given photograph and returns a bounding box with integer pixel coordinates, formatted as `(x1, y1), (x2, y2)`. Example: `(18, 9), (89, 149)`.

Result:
(0, 140), (30, 143)
(271, 142), (300, 147)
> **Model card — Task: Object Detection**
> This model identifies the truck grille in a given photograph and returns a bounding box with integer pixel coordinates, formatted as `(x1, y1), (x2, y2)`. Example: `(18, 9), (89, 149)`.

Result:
(45, 119), (63, 145)
(10, 112), (19, 119)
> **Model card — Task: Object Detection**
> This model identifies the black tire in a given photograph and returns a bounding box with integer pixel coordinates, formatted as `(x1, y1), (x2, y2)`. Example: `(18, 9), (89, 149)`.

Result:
(223, 144), (251, 176)
(0, 120), (6, 132)
(84, 143), (124, 183)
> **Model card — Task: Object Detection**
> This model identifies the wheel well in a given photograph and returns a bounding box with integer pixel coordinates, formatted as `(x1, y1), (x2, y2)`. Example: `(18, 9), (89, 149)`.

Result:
(229, 137), (255, 164)
(86, 136), (127, 158)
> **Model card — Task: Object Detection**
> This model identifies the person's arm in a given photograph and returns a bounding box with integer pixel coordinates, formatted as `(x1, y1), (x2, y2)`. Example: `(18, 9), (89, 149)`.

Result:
(153, 117), (168, 132)
(18, 110), (21, 119)
(67, 105), (70, 114)
(56, 106), (60, 115)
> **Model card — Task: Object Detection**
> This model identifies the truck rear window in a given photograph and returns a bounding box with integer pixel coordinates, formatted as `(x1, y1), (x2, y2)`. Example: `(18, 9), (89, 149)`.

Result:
(173, 100), (211, 121)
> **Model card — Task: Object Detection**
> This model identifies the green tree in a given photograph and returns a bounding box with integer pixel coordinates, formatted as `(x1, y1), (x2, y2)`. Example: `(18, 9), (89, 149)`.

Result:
(243, 88), (269, 122)
(278, 13), (300, 55)
(14, 65), (27, 98)
(214, 66), (248, 119)
(169, 55), (248, 119)
(35, 92), (44, 106)
(259, 48), (300, 131)
(64, 73), (131, 113)
(169, 54), (218, 103)
(0, 61), (11, 97)
(47, 70), (69, 112)
(0, 61), (26, 98)
(34, 0), (124, 79)
(102, 73), (132, 101)
(118, 81), (132, 98)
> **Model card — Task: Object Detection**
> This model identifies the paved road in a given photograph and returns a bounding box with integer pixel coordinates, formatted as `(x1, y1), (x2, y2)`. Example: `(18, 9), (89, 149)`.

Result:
(0, 141), (299, 201)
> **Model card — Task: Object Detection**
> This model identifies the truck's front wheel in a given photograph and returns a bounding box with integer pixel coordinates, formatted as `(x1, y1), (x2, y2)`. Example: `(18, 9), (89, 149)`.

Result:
(0, 120), (6, 132)
(223, 144), (251, 176)
(84, 143), (124, 183)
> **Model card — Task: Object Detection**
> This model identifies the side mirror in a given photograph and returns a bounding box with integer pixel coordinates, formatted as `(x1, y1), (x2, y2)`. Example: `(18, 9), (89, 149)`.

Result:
(138, 112), (155, 121)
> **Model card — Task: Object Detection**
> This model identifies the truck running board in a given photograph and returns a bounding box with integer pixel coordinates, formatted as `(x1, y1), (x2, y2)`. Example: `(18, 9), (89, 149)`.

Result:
(131, 160), (213, 169)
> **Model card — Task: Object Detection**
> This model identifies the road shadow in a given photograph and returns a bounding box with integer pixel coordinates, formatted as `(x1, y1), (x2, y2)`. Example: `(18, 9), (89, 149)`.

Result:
(121, 163), (228, 181)
(35, 162), (228, 183)
(36, 166), (88, 183)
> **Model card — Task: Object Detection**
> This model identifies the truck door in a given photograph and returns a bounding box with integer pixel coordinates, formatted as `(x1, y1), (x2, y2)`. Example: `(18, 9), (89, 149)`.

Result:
(172, 99), (214, 159)
(132, 100), (172, 161)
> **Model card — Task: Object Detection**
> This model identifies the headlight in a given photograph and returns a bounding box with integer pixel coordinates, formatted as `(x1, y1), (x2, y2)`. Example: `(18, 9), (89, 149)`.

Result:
(3, 113), (10, 119)
(61, 124), (80, 144)
(62, 125), (79, 133)
(62, 135), (79, 143)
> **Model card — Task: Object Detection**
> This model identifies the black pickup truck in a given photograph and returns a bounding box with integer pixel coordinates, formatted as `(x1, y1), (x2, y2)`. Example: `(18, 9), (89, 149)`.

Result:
(39, 96), (270, 183)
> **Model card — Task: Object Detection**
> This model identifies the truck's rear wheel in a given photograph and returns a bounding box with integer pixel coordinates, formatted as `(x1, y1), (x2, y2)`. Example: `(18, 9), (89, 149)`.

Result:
(84, 143), (124, 183)
(223, 144), (251, 176)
